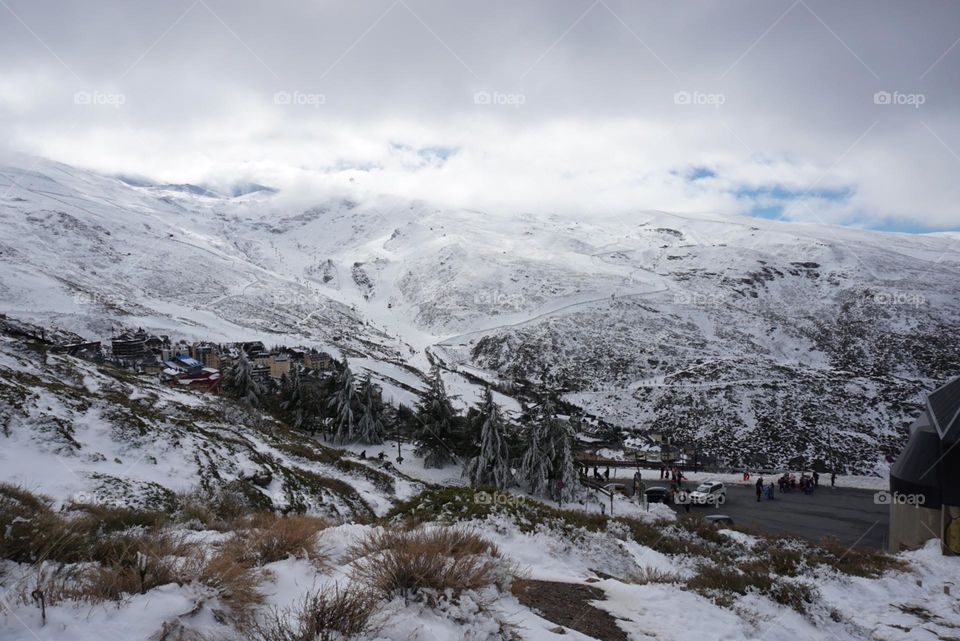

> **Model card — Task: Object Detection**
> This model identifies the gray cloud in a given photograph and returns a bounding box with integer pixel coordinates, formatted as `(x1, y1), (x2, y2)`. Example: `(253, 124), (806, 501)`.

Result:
(1, 0), (959, 228)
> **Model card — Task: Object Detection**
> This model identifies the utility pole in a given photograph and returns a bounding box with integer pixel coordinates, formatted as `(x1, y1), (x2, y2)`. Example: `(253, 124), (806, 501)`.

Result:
(395, 422), (404, 465)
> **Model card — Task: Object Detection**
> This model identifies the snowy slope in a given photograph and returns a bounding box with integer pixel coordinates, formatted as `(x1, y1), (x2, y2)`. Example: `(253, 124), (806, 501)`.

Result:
(0, 329), (420, 518)
(2, 155), (959, 472)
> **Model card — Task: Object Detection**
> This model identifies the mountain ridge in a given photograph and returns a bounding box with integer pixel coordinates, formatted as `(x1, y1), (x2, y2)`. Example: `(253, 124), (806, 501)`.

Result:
(2, 155), (958, 473)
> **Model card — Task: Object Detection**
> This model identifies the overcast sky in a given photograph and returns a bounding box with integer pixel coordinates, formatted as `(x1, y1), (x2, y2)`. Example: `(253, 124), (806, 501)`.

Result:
(1, 0), (959, 230)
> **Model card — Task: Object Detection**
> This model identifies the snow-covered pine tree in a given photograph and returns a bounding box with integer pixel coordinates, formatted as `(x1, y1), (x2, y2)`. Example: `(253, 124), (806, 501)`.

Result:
(356, 373), (386, 444)
(551, 418), (579, 503)
(224, 350), (261, 407)
(520, 420), (553, 496)
(415, 365), (457, 468)
(281, 365), (304, 428)
(463, 387), (512, 489)
(327, 357), (358, 443)
(519, 397), (579, 502)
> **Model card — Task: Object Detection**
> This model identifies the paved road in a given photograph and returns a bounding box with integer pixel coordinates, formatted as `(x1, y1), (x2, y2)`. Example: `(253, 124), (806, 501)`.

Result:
(669, 483), (890, 549)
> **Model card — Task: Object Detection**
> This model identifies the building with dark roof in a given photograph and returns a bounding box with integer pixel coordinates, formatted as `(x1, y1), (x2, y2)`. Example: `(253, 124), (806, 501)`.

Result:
(111, 329), (147, 360)
(889, 376), (960, 554)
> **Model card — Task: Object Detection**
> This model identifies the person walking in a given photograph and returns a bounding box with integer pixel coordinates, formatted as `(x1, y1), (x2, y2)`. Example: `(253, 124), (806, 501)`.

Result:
(755, 476), (764, 502)
(830, 471), (837, 488)
(812, 471), (820, 487)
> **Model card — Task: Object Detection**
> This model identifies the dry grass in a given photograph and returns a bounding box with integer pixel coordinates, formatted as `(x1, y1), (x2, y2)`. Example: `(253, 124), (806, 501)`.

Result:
(253, 584), (379, 641)
(20, 527), (265, 621)
(199, 545), (266, 621)
(346, 526), (507, 602)
(222, 513), (329, 567)
(78, 530), (194, 600)
(812, 536), (906, 578)
(625, 566), (684, 585)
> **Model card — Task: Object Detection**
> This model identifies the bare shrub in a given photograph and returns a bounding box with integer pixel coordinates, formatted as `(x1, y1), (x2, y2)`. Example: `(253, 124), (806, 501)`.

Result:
(80, 530), (194, 599)
(254, 584), (378, 641)
(625, 566), (683, 585)
(221, 513), (328, 567)
(199, 545), (265, 621)
(347, 526), (507, 602)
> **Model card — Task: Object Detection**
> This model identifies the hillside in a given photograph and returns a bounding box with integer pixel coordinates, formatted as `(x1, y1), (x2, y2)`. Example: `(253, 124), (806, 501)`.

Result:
(2, 155), (960, 472)
(0, 324), (419, 518)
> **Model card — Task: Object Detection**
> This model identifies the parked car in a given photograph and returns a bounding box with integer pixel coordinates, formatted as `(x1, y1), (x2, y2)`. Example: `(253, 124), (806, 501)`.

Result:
(644, 486), (671, 504)
(704, 514), (734, 526)
(604, 482), (627, 495)
(689, 481), (726, 505)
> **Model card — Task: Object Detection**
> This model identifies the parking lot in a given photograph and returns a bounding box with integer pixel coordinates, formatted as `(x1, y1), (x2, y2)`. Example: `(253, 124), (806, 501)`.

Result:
(669, 483), (890, 549)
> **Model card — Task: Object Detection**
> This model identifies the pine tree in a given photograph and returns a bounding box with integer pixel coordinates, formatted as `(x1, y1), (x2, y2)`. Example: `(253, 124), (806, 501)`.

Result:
(463, 387), (512, 489)
(520, 421), (553, 496)
(552, 418), (579, 503)
(224, 350), (261, 407)
(415, 365), (457, 468)
(281, 365), (304, 428)
(356, 373), (386, 444)
(327, 358), (358, 443)
(519, 397), (579, 502)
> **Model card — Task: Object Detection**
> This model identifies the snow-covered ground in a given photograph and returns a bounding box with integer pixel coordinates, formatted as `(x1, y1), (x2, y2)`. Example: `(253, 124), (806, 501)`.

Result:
(3, 155), (959, 473)
(3, 511), (958, 641)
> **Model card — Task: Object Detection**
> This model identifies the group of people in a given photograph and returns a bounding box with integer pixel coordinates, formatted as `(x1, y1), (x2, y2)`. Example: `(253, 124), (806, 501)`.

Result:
(590, 466), (612, 482)
(659, 465), (686, 483)
(778, 472), (820, 493)
(753, 470), (838, 501)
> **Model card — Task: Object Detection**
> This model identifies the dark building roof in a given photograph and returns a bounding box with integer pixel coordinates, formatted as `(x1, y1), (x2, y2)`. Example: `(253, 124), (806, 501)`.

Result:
(927, 376), (960, 443)
(891, 377), (960, 508)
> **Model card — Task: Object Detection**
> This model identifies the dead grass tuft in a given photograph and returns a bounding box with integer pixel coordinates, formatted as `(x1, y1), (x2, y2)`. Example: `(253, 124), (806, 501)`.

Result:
(347, 526), (507, 602)
(625, 566), (684, 585)
(253, 584), (378, 641)
(222, 513), (329, 568)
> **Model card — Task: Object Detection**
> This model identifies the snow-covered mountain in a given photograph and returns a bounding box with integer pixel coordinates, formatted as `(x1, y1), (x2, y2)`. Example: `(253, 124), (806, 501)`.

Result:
(2, 155), (959, 473)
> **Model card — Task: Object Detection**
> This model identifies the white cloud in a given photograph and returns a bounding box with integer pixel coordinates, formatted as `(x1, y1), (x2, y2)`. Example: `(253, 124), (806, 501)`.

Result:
(1, 0), (958, 230)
